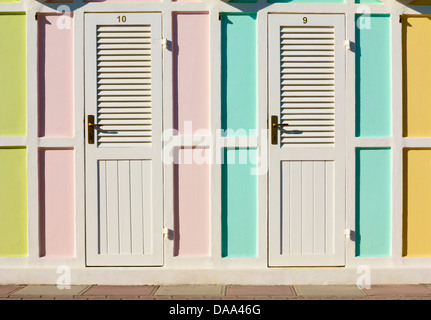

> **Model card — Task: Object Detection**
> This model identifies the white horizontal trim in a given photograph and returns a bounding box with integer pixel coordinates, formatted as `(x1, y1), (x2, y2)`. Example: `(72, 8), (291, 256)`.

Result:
(0, 137), (27, 146)
(0, 267), (430, 285)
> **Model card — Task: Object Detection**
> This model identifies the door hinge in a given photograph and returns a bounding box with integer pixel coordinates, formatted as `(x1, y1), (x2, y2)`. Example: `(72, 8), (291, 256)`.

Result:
(154, 38), (168, 50)
(345, 228), (353, 240)
(345, 40), (354, 52)
(162, 227), (173, 240)
(160, 38), (168, 50)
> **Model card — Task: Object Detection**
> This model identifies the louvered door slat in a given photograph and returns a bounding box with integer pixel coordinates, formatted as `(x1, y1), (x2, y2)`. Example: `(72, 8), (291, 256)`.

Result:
(98, 37), (151, 43)
(98, 102), (151, 108)
(98, 43), (151, 49)
(98, 71), (151, 77)
(96, 24), (152, 147)
(97, 32), (150, 38)
(282, 97), (334, 103)
(98, 78), (151, 84)
(98, 55), (150, 61)
(98, 113), (152, 120)
(98, 106), (151, 111)
(281, 62), (334, 68)
(98, 67), (151, 73)
(280, 25), (335, 148)
(283, 108), (334, 114)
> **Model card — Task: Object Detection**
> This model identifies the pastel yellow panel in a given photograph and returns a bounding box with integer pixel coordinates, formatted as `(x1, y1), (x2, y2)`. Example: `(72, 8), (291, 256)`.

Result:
(0, 13), (26, 136)
(403, 16), (431, 137)
(0, 147), (27, 257)
(403, 149), (431, 257)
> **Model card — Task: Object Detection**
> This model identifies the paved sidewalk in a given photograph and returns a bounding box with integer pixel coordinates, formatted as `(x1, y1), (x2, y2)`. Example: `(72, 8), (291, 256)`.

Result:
(1, 284), (431, 300)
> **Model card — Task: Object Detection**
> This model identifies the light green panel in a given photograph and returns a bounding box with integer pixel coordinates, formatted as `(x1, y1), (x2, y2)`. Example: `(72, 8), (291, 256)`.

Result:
(0, 13), (26, 136)
(0, 147), (27, 257)
(221, 13), (257, 136)
(355, 148), (392, 257)
(355, 14), (391, 137)
(221, 148), (258, 258)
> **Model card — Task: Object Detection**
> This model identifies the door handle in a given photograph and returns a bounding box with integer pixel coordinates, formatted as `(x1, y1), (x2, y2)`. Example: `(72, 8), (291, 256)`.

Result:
(88, 115), (102, 144)
(271, 115), (289, 145)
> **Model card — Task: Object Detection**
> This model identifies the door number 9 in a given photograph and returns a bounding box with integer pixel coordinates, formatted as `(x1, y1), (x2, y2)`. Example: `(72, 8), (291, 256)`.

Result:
(117, 15), (127, 23)
(303, 17), (308, 24)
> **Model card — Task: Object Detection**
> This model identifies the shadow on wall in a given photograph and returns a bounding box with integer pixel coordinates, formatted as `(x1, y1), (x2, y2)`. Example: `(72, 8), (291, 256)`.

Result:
(398, 0), (431, 14)
(219, 0), (272, 11)
(32, 0), (431, 13)
(35, 0), (86, 11)
(33, 0), (275, 12)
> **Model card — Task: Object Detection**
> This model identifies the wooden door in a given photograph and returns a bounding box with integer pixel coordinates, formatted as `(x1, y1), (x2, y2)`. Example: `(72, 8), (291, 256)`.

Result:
(85, 13), (164, 266)
(268, 14), (346, 266)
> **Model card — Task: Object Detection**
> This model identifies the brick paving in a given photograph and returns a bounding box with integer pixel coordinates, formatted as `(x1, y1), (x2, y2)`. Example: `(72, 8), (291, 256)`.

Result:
(0, 284), (431, 300)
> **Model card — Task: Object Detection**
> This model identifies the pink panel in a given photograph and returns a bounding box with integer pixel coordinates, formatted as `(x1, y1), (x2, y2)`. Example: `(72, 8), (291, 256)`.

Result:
(39, 148), (75, 258)
(173, 12), (210, 134)
(174, 148), (210, 257)
(38, 13), (74, 137)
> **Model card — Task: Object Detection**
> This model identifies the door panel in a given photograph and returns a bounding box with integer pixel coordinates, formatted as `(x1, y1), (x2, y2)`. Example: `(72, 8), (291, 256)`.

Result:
(268, 14), (346, 266)
(97, 160), (153, 256)
(280, 160), (335, 256)
(85, 13), (163, 266)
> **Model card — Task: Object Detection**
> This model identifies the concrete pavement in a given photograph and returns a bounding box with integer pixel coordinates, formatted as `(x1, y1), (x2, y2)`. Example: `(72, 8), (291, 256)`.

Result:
(1, 284), (431, 300)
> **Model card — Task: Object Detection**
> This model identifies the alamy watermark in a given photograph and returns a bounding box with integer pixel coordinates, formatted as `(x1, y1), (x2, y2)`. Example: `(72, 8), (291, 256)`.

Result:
(56, 265), (71, 290)
(356, 5), (372, 30)
(162, 122), (268, 176)
(356, 265), (371, 290)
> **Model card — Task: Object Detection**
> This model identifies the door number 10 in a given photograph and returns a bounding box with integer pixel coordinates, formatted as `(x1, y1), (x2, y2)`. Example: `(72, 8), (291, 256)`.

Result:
(117, 15), (127, 23)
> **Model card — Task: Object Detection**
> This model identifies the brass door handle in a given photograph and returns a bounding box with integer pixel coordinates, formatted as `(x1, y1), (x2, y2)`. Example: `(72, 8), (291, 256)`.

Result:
(87, 115), (102, 144)
(89, 123), (104, 131)
(273, 123), (289, 128)
(271, 115), (288, 145)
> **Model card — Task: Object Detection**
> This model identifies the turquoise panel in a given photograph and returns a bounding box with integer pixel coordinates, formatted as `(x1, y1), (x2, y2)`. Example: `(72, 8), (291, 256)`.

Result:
(355, 14), (391, 137)
(221, 148), (258, 258)
(355, 148), (392, 257)
(221, 13), (257, 136)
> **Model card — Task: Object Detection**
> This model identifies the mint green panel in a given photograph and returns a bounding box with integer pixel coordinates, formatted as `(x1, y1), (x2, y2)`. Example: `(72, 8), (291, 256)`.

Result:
(355, 148), (392, 257)
(221, 13), (257, 136)
(221, 148), (258, 258)
(355, 14), (391, 137)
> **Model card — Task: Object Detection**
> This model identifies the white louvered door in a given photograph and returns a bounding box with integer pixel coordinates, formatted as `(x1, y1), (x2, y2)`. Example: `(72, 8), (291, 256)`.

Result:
(268, 14), (346, 266)
(85, 13), (163, 266)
